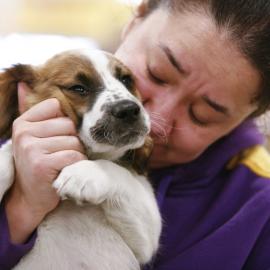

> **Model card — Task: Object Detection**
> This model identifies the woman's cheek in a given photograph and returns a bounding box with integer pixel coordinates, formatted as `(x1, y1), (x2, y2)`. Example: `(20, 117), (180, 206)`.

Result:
(135, 78), (153, 102)
(172, 128), (210, 158)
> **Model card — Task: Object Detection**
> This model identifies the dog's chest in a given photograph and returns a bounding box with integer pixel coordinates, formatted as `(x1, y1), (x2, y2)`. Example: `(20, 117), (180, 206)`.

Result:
(15, 201), (139, 270)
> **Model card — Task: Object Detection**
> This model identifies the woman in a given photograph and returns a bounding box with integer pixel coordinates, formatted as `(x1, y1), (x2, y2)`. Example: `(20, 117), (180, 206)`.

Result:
(1, 0), (270, 269)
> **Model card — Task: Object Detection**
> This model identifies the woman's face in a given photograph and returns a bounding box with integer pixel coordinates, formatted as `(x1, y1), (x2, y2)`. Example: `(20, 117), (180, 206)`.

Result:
(115, 8), (261, 168)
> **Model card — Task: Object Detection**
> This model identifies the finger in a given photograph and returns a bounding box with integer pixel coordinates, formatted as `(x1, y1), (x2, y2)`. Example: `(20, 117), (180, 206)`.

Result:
(26, 117), (77, 138)
(20, 98), (65, 122)
(46, 150), (87, 173)
(38, 136), (85, 154)
(18, 82), (30, 114)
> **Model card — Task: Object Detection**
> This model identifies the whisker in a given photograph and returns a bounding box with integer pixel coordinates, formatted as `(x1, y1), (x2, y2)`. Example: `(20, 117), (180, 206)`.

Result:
(151, 120), (169, 144)
(148, 111), (189, 132)
(149, 113), (167, 123)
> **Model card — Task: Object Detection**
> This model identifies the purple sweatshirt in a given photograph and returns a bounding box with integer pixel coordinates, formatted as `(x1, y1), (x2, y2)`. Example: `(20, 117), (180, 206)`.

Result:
(1, 120), (270, 269)
(0, 205), (36, 270)
(145, 120), (270, 270)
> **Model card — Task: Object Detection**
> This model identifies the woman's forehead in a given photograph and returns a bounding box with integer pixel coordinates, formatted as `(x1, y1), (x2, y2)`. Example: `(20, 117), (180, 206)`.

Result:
(145, 9), (260, 101)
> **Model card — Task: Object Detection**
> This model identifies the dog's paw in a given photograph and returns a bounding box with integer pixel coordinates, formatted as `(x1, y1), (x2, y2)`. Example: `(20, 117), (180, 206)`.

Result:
(53, 160), (110, 205)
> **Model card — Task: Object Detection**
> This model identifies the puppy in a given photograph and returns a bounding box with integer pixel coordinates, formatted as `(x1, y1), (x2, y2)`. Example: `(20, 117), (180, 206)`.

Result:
(0, 50), (161, 270)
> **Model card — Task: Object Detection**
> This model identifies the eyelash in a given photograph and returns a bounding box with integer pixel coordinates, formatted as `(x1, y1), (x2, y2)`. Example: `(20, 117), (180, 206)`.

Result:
(147, 65), (167, 85)
(188, 106), (208, 127)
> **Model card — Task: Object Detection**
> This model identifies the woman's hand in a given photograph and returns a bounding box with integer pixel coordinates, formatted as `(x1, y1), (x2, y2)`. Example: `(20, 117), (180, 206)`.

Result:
(5, 83), (87, 244)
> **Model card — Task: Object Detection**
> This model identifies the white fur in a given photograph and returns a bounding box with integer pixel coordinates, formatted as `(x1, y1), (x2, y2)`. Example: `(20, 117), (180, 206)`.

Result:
(0, 51), (161, 270)
(79, 89), (150, 160)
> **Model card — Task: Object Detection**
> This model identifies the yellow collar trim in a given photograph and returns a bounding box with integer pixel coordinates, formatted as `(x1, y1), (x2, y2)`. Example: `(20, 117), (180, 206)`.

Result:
(227, 145), (270, 178)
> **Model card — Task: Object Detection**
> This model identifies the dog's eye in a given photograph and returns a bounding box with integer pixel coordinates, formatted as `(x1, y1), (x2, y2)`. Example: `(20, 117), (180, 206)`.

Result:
(119, 75), (134, 89)
(68, 85), (89, 96)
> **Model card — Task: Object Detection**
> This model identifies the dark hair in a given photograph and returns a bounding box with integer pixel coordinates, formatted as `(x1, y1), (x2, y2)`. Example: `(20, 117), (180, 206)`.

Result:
(144, 0), (270, 116)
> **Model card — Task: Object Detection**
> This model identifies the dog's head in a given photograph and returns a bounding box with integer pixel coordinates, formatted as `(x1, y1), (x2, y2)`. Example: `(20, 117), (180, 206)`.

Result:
(0, 50), (152, 174)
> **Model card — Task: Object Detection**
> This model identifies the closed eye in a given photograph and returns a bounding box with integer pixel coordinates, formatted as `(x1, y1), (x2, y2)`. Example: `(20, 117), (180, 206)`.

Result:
(188, 106), (208, 126)
(146, 65), (167, 85)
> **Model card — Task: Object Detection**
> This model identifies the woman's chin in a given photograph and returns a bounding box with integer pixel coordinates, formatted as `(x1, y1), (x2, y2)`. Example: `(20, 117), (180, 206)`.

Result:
(149, 144), (201, 168)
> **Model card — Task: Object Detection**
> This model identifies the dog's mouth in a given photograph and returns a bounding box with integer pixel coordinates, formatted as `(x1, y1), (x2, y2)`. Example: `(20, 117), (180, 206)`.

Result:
(90, 119), (149, 147)
(89, 99), (150, 148)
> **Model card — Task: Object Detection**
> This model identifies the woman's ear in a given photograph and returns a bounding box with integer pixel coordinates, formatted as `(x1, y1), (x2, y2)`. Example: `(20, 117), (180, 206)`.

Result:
(121, 0), (150, 40)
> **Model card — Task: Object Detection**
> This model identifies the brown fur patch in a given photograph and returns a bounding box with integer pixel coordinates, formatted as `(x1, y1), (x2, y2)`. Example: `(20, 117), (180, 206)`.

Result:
(120, 136), (153, 175)
(0, 52), (104, 134)
(26, 52), (104, 126)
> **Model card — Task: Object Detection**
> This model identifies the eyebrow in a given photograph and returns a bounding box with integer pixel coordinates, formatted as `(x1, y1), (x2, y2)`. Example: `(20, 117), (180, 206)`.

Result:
(202, 95), (230, 116)
(159, 44), (187, 74)
(158, 44), (230, 116)
(76, 72), (92, 87)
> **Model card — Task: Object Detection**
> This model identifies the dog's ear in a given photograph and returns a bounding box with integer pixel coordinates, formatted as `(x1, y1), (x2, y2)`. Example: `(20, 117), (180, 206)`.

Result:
(121, 136), (153, 175)
(0, 64), (36, 139)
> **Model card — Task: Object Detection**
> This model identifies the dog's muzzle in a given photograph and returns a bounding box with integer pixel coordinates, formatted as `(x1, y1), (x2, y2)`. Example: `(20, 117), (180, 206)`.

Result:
(90, 99), (149, 147)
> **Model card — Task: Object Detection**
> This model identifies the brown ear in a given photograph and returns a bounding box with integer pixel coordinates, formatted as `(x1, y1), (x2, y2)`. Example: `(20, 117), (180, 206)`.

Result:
(121, 135), (153, 175)
(0, 64), (36, 139)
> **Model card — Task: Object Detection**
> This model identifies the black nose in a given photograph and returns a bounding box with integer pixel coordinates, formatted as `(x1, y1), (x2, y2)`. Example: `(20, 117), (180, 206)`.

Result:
(111, 100), (140, 122)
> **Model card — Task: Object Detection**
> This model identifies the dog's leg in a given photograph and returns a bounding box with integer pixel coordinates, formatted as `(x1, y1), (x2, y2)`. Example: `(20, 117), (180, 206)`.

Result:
(53, 159), (161, 265)
(0, 140), (15, 201)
